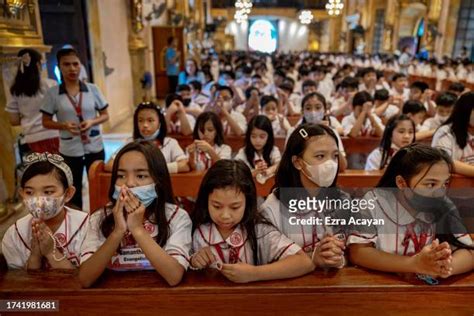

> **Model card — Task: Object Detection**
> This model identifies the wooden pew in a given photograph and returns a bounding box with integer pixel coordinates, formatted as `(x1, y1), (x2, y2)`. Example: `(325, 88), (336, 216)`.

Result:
(171, 134), (382, 155)
(88, 161), (474, 212)
(1, 268), (473, 315)
(408, 75), (437, 90)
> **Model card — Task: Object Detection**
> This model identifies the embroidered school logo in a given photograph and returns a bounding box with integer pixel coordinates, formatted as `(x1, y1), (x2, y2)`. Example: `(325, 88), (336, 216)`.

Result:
(229, 232), (242, 246)
(144, 223), (155, 234)
(55, 233), (66, 245)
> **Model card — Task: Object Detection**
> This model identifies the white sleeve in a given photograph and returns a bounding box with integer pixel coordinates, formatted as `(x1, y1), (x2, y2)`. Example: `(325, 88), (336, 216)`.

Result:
(365, 149), (382, 171)
(168, 138), (187, 162)
(165, 209), (192, 270)
(270, 147), (281, 165)
(329, 116), (343, 132)
(5, 96), (19, 113)
(257, 224), (301, 264)
(432, 127), (455, 158)
(186, 114), (196, 131)
(231, 111), (247, 134)
(234, 148), (251, 168)
(1, 225), (28, 269)
(79, 211), (106, 264)
(341, 115), (354, 136)
(218, 145), (232, 159)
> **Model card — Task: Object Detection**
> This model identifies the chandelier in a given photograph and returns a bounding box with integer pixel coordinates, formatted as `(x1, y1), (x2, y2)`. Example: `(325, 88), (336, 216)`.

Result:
(234, 0), (252, 23)
(326, 0), (344, 16)
(298, 10), (313, 24)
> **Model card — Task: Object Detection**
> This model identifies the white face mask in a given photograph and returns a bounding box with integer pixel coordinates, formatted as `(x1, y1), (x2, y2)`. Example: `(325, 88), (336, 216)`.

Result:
(434, 114), (449, 124)
(304, 110), (325, 124)
(302, 159), (338, 187)
(24, 195), (66, 220)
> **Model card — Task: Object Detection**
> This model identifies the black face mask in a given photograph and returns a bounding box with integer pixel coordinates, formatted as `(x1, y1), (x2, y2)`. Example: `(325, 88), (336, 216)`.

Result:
(183, 99), (191, 107)
(405, 190), (447, 220)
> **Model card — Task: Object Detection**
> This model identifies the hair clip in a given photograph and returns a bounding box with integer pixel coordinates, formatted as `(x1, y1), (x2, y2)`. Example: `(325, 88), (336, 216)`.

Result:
(23, 152), (73, 187)
(299, 128), (309, 140)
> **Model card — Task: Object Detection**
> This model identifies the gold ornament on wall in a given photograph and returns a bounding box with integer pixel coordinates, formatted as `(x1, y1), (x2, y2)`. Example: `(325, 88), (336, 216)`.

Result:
(131, 0), (144, 33)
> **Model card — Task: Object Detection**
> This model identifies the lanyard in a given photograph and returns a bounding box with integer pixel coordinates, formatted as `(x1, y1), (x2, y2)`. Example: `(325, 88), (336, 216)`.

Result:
(66, 92), (84, 121)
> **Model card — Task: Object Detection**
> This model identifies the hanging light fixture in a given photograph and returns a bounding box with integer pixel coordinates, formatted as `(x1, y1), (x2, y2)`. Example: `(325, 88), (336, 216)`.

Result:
(326, 0), (344, 16)
(234, 0), (253, 24)
(298, 10), (313, 25)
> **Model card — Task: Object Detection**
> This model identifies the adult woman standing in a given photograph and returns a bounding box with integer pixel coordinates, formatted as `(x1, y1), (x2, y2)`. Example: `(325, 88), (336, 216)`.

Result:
(6, 48), (59, 154)
(41, 48), (109, 209)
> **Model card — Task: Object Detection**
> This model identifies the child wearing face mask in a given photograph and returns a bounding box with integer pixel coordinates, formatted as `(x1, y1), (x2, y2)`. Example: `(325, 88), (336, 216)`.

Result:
(105, 102), (189, 174)
(261, 124), (352, 270)
(2, 152), (88, 270)
(365, 115), (416, 170)
(420, 92), (457, 133)
(177, 83), (204, 118)
(79, 141), (192, 287)
(349, 143), (473, 280)
(432, 92), (474, 177)
(260, 95), (291, 137)
(164, 93), (195, 136)
(299, 92), (343, 135)
(235, 115), (281, 184)
(190, 160), (314, 282)
(288, 93), (348, 171)
(187, 112), (232, 171)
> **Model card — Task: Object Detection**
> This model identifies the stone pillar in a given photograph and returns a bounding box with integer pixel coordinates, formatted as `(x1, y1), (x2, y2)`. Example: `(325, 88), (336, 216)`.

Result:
(434, 0), (450, 58)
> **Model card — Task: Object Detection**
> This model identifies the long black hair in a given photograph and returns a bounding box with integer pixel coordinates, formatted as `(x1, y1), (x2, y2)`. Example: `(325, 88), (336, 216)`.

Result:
(10, 49), (42, 97)
(274, 124), (341, 203)
(133, 102), (167, 144)
(192, 160), (272, 265)
(245, 115), (274, 168)
(101, 141), (175, 247)
(193, 112), (225, 146)
(378, 114), (416, 170)
(377, 143), (452, 188)
(376, 143), (473, 250)
(443, 91), (474, 149)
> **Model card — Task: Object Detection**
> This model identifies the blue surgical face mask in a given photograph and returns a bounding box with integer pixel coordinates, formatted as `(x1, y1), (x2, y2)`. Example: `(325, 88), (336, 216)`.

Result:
(113, 183), (157, 207)
(142, 128), (160, 141)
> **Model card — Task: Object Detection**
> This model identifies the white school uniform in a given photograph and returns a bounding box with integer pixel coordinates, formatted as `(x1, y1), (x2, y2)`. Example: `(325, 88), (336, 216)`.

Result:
(389, 88), (410, 103)
(234, 146), (281, 170)
(1, 207), (88, 269)
(187, 143), (232, 171)
(419, 116), (444, 132)
(432, 124), (474, 164)
(80, 203), (192, 271)
(260, 191), (351, 256)
(365, 147), (398, 171)
(341, 112), (384, 137)
(376, 104), (400, 121)
(270, 116), (291, 136)
(192, 94), (210, 107)
(169, 113), (196, 134)
(295, 116), (343, 135)
(347, 189), (472, 256)
(192, 223), (301, 265)
(222, 111), (247, 136)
